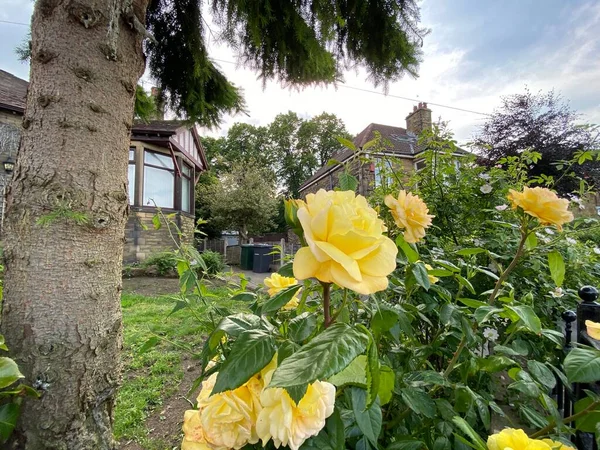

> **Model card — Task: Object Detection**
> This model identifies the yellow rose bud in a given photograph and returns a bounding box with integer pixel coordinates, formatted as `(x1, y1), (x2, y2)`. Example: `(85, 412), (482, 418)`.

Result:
(585, 320), (600, 340)
(293, 189), (398, 295)
(507, 187), (573, 231)
(424, 264), (439, 284)
(263, 273), (301, 310)
(384, 190), (434, 244)
(256, 381), (336, 450)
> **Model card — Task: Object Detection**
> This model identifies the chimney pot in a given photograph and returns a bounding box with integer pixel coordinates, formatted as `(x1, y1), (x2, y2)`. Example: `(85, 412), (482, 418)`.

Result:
(413, 105), (418, 112)
(423, 102), (428, 109)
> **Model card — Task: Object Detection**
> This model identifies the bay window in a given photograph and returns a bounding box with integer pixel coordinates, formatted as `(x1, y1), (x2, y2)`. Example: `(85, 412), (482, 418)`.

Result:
(144, 151), (175, 208)
(128, 148), (135, 205)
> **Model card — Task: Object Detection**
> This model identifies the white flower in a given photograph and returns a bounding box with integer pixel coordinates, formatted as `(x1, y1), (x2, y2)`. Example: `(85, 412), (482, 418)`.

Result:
(579, 203), (586, 210)
(473, 238), (485, 247)
(480, 184), (492, 194)
(483, 328), (499, 342)
(566, 237), (577, 245)
(479, 173), (491, 180)
(431, 247), (445, 257)
(594, 248), (600, 255)
(488, 262), (498, 274)
(495, 204), (508, 211)
(550, 287), (564, 298)
(545, 228), (555, 235)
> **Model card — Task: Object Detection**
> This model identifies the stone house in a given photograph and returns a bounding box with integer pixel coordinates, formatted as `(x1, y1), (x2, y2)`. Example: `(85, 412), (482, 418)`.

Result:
(0, 69), (208, 263)
(299, 103), (466, 197)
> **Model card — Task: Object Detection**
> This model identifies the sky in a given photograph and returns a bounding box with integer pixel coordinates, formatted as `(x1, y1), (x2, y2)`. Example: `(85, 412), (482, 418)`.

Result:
(1, 0), (599, 145)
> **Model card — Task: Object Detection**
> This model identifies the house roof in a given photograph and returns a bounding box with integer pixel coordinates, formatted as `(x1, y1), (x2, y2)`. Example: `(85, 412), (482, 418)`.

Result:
(300, 123), (418, 191)
(131, 120), (185, 135)
(0, 69), (28, 113)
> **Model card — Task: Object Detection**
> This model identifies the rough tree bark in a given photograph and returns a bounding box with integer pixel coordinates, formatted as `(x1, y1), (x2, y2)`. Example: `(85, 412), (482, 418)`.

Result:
(1, 0), (148, 448)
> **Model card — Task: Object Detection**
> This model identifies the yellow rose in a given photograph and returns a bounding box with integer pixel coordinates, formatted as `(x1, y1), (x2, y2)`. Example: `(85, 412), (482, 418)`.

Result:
(507, 187), (573, 231)
(424, 264), (439, 284)
(585, 320), (600, 340)
(182, 409), (223, 450)
(384, 190), (434, 243)
(256, 381), (336, 450)
(264, 273), (301, 310)
(541, 439), (576, 450)
(292, 189), (398, 295)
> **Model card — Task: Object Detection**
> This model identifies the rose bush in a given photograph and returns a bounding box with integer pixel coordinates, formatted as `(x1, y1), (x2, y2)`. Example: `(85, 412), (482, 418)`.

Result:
(159, 128), (600, 450)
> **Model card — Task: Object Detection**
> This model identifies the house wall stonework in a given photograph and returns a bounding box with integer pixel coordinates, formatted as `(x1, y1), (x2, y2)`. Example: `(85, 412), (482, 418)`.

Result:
(124, 209), (195, 263)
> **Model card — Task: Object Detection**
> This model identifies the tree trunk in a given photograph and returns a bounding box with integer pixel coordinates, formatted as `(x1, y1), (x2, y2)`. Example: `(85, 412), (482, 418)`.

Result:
(1, 0), (147, 448)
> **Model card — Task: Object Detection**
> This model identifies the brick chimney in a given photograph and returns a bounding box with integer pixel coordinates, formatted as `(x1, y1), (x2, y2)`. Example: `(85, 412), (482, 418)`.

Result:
(150, 86), (165, 121)
(405, 102), (432, 135)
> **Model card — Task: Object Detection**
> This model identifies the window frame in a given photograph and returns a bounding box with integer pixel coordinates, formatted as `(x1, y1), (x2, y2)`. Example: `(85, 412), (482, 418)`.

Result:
(180, 161), (193, 213)
(143, 149), (176, 209)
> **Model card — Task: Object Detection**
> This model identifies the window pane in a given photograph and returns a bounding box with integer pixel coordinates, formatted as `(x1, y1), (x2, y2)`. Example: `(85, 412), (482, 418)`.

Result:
(129, 148), (135, 161)
(182, 163), (191, 177)
(128, 163), (135, 205)
(182, 177), (191, 212)
(144, 166), (174, 208)
(144, 151), (174, 170)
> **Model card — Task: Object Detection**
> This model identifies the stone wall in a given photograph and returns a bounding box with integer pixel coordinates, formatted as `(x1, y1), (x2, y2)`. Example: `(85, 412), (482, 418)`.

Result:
(124, 208), (195, 263)
(0, 117), (21, 231)
(0, 111), (22, 128)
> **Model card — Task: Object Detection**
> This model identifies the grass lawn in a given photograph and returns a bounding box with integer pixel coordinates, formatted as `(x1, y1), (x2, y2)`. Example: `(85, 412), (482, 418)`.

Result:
(115, 286), (248, 449)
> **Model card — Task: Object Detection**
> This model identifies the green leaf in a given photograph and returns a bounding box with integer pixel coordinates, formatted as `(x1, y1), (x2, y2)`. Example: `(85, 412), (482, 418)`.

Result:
(428, 269), (454, 277)
(339, 171), (359, 191)
(212, 330), (276, 394)
(387, 439), (426, 449)
(365, 331), (380, 409)
(214, 314), (264, 339)
(378, 366), (395, 406)
(0, 336), (7, 352)
(278, 262), (294, 277)
(396, 235), (419, 263)
(508, 380), (540, 398)
(263, 285), (302, 313)
(230, 292), (257, 302)
(451, 416), (487, 450)
(574, 397), (600, 432)
(475, 395), (490, 430)
(336, 136), (357, 151)
(455, 275), (475, 294)
(527, 361), (556, 390)
(288, 312), (317, 343)
(0, 358), (23, 389)
(400, 387), (436, 418)
(477, 356), (517, 373)
(0, 403), (19, 441)
(456, 248), (487, 256)
(412, 263), (431, 290)
(525, 232), (538, 250)
(507, 305), (541, 334)
(474, 306), (504, 324)
(328, 355), (367, 387)
(138, 336), (160, 354)
(548, 251), (565, 287)
(457, 298), (488, 308)
(371, 308), (399, 336)
(565, 347), (600, 383)
(152, 214), (161, 230)
(351, 387), (382, 447)
(270, 323), (369, 403)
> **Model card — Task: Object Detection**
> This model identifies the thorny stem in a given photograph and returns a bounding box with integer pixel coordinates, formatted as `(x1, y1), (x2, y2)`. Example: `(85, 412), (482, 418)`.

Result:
(322, 282), (332, 328)
(530, 399), (600, 439)
(488, 222), (530, 305)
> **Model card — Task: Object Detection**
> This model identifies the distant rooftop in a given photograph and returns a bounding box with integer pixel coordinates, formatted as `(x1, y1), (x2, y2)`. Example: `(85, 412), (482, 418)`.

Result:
(0, 69), (28, 113)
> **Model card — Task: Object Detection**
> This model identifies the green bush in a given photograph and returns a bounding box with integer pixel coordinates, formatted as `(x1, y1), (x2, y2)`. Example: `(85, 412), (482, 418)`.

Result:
(142, 251), (177, 276)
(200, 250), (225, 276)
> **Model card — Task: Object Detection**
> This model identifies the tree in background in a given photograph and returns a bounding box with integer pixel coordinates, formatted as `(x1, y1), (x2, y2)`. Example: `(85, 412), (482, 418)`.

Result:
(1, 0), (426, 444)
(199, 162), (278, 242)
(298, 112), (352, 167)
(473, 89), (599, 194)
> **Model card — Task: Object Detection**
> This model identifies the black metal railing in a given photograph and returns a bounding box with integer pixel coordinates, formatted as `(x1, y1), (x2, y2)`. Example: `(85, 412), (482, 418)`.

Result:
(556, 285), (600, 449)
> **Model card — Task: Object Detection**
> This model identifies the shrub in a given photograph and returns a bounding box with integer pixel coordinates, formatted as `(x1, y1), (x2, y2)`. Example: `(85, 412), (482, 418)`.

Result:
(141, 251), (177, 276)
(200, 250), (225, 276)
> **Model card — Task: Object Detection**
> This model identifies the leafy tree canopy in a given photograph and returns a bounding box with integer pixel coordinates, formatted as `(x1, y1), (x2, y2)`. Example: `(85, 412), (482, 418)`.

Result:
(472, 89), (599, 194)
(145, 0), (427, 127)
(199, 161), (279, 241)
